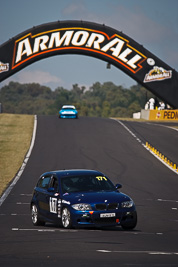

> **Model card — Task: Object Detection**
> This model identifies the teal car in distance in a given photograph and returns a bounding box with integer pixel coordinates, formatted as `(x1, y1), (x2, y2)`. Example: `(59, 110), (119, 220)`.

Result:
(59, 105), (78, 119)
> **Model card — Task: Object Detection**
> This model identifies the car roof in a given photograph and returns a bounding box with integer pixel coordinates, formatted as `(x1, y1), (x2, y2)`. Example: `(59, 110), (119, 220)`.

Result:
(41, 169), (104, 179)
(62, 105), (76, 109)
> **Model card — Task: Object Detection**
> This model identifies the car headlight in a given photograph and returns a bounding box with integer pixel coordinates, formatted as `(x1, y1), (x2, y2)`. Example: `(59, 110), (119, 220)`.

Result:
(121, 200), (134, 208)
(72, 203), (92, 211)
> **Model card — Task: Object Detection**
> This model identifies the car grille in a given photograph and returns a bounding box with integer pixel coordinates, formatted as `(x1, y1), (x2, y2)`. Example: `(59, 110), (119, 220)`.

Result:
(95, 203), (118, 211)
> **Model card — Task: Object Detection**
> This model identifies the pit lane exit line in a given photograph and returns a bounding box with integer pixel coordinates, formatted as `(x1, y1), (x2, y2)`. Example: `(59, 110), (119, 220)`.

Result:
(112, 119), (178, 175)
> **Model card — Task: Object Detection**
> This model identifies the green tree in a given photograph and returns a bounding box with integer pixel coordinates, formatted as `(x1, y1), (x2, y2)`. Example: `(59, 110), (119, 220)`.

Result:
(0, 81), (154, 118)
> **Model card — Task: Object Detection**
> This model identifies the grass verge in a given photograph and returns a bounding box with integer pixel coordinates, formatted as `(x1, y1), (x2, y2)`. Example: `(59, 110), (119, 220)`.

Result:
(0, 114), (34, 196)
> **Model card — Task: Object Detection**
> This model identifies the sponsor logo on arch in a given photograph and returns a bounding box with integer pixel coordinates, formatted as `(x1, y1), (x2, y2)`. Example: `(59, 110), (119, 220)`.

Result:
(144, 66), (172, 83)
(12, 27), (147, 73)
(0, 61), (9, 73)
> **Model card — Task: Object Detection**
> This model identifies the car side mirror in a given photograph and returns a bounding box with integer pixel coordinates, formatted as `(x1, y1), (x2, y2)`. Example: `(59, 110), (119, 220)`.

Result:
(115, 183), (122, 189)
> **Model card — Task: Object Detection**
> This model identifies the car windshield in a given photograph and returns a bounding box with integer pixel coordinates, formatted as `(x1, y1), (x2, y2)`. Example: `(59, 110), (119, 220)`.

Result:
(61, 175), (116, 194)
(62, 107), (75, 110)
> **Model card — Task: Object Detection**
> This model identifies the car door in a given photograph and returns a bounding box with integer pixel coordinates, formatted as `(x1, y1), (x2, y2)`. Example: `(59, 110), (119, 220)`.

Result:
(36, 175), (51, 218)
(45, 176), (60, 222)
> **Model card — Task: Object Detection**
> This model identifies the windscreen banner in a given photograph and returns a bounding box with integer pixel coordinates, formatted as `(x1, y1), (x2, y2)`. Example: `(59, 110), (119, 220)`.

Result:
(0, 20), (178, 108)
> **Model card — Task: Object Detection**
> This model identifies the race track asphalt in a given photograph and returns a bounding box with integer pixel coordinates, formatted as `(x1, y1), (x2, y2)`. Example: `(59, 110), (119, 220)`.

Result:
(0, 116), (178, 267)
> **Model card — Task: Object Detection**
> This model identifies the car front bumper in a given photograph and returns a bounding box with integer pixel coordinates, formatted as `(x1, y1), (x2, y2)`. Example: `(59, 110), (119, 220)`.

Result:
(70, 209), (137, 228)
(59, 114), (78, 119)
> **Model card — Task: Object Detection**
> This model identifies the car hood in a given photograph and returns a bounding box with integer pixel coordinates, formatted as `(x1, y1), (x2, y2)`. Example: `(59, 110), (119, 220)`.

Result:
(62, 191), (130, 205)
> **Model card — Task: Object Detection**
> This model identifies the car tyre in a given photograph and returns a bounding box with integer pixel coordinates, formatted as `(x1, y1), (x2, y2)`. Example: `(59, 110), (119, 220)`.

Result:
(61, 207), (72, 229)
(31, 204), (45, 226)
(121, 212), (137, 230)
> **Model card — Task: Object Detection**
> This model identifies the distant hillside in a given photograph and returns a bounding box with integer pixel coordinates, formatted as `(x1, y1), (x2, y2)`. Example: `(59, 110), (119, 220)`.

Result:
(0, 81), (154, 117)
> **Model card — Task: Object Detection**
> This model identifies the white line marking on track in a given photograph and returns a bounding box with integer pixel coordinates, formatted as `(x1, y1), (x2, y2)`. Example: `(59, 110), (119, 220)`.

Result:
(20, 194), (32, 196)
(97, 250), (178, 255)
(149, 252), (172, 255)
(12, 228), (78, 232)
(0, 115), (37, 207)
(97, 250), (110, 253)
(16, 202), (30, 205)
(11, 228), (164, 236)
(0, 213), (30, 216)
(158, 198), (178, 203)
(146, 122), (178, 132)
(38, 229), (56, 232)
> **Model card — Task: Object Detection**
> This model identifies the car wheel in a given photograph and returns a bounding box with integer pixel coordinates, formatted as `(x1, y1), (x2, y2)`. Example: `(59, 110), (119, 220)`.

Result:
(61, 207), (72, 229)
(31, 204), (45, 226)
(121, 212), (137, 230)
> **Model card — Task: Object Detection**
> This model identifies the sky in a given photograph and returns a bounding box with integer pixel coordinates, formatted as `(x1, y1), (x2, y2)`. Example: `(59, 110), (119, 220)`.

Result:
(0, 0), (178, 90)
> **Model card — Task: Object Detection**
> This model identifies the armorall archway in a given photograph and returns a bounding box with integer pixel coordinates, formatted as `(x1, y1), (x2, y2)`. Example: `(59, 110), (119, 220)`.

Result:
(0, 20), (178, 108)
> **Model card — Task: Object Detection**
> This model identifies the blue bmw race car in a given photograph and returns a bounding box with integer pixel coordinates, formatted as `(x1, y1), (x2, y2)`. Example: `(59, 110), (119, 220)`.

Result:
(59, 105), (78, 119)
(31, 169), (137, 229)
